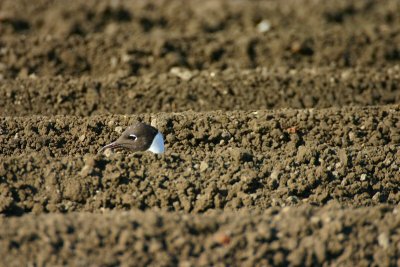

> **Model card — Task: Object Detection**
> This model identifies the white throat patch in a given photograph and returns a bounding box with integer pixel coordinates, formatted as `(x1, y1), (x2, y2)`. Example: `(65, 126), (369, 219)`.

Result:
(148, 132), (165, 154)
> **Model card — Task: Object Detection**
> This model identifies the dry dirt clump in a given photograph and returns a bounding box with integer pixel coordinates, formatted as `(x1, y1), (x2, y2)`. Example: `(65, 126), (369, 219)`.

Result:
(1, 0), (400, 266)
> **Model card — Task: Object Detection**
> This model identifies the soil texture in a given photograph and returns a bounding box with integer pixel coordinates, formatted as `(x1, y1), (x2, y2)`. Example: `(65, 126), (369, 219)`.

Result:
(1, 0), (400, 266)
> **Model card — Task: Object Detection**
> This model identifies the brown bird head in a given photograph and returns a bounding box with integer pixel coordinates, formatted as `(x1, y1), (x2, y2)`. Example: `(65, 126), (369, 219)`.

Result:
(99, 122), (164, 154)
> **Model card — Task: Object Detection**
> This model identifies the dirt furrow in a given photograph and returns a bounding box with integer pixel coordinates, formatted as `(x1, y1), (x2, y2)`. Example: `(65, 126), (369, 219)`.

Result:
(1, 0), (400, 78)
(2, 0), (399, 38)
(2, 25), (400, 79)
(1, 67), (399, 116)
(1, 142), (399, 216)
(1, 205), (399, 266)
(1, 107), (399, 156)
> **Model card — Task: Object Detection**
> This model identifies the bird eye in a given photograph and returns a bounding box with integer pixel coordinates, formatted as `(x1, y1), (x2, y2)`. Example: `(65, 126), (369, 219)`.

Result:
(129, 134), (137, 141)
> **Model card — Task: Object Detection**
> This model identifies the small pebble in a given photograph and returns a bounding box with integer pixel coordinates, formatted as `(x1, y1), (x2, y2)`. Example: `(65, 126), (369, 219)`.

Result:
(378, 233), (389, 249)
(256, 20), (271, 33)
(79, 134), (86, 142)
(270, 170), (280, 180)
(170, 67), (193, 81)
(200, 161), (209, 172)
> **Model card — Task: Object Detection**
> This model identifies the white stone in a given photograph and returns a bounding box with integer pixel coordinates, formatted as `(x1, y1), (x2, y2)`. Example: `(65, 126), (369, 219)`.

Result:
(170, 67), (193, 81)
(257, 20), (271, 33)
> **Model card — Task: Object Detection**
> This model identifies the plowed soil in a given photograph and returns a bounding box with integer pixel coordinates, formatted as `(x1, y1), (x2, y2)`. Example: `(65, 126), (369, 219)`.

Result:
(1, 0), (400, 266)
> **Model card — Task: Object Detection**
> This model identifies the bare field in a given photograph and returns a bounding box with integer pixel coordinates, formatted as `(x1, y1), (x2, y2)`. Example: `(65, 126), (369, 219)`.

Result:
(1, 0), (400, 266)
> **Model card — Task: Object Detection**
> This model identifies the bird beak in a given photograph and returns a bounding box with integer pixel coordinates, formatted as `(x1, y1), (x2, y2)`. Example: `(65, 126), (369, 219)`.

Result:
(98, 142), (119, 154)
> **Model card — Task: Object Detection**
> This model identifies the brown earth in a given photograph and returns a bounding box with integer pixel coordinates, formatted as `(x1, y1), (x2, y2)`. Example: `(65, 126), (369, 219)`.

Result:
(1, 205), (400, 266)
(1, 0), (400, 266)
(1, 67), (400, 116)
